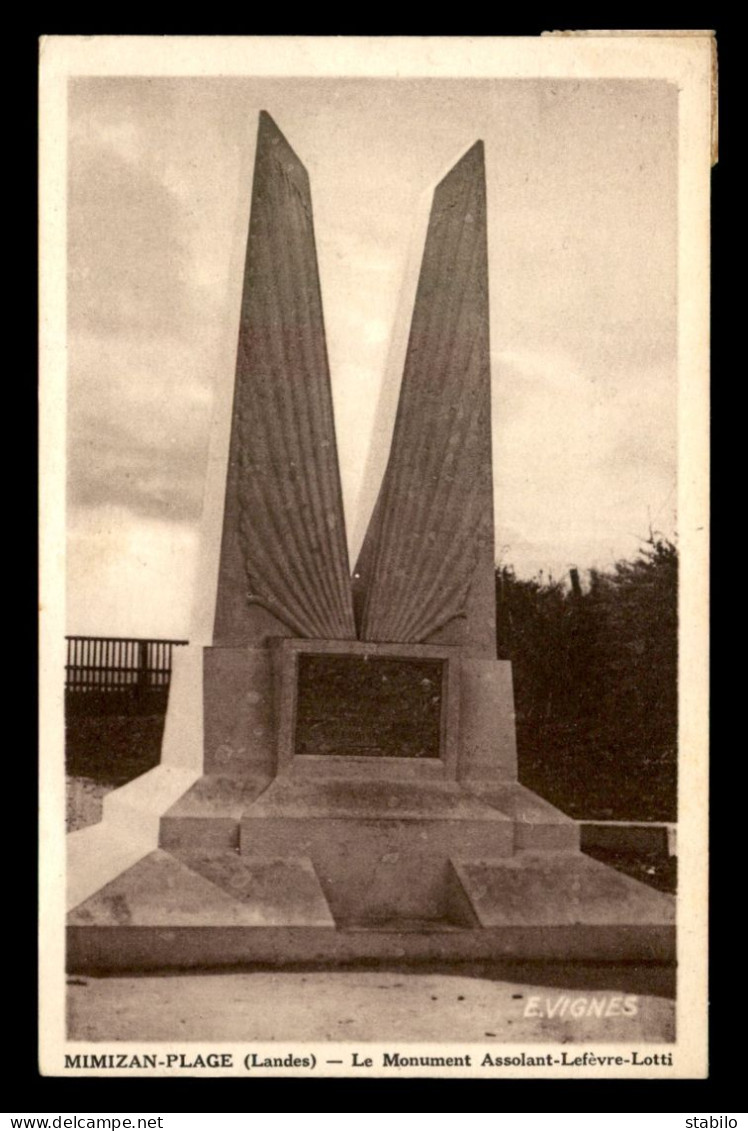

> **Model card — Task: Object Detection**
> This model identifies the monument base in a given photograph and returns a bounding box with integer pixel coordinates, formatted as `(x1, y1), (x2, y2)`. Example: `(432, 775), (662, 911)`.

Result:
(67, 775), (674, 972)
(67, 645), (674, 971)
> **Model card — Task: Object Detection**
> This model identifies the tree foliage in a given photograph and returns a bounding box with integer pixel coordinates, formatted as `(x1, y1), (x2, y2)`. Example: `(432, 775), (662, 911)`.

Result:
(496, 537), (678, 821)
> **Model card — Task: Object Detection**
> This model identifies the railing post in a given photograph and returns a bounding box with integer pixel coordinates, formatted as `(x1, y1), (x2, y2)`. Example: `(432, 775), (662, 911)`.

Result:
(136, 640), (149, 700)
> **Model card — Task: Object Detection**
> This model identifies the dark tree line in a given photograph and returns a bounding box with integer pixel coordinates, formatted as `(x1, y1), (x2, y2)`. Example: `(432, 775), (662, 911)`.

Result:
(496, 537), (677, 821)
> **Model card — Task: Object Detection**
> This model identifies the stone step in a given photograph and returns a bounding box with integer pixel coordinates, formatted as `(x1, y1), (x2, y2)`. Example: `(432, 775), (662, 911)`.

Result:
(68, 848), (334, 930)
(453, 851), (675, 929)
(239, 778), (514, 924)
(466, 782), (580, 851)
(159, 773), (273, 851)
(67, 846), (675, 973)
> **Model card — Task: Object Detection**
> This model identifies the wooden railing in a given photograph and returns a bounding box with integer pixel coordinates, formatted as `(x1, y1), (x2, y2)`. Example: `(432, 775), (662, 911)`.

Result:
(65, 636), (188, 714)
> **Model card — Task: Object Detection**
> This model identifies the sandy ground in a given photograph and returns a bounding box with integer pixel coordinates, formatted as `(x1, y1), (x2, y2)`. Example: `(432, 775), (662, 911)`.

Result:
(66, 777), (110, 833)
(67, 967), (674, 1043)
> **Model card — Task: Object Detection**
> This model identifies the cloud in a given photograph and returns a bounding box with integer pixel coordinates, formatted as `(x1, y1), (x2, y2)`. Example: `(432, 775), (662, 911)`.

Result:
(68, 139), (194, 336)
(68, 332), (213, 523)
(492, 345), (676, 575)
(67, 506), (199, 637)
(66, 98), (229, 527)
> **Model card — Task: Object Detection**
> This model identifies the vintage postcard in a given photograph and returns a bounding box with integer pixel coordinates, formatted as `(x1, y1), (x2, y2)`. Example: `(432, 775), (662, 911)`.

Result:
(39, 34), (711, 1079)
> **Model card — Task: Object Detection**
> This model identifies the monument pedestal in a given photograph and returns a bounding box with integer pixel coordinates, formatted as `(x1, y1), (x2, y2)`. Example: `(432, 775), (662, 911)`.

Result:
(67, 642), (674, 972)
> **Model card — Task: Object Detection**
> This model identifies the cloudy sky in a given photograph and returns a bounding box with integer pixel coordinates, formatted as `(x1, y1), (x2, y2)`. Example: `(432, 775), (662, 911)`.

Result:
(67, 76), (677, 638)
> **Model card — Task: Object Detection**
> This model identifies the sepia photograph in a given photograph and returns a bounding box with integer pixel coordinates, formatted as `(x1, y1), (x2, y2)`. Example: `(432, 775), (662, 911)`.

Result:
(39, 35), (711, 1078)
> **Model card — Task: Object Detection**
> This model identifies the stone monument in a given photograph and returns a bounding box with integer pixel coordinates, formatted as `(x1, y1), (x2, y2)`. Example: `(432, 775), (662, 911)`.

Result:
(68, 113), (674, 970)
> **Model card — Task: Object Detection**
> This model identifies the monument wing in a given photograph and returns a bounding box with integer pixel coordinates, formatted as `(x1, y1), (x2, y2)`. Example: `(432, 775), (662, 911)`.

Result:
(214, 112), (356, 643)
(354, 141), (495, 653)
